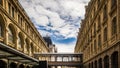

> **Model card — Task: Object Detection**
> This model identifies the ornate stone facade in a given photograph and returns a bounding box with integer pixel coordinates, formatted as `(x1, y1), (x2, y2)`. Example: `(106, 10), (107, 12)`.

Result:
(75, 0), (120, 68)
(0, 0), (49, 68)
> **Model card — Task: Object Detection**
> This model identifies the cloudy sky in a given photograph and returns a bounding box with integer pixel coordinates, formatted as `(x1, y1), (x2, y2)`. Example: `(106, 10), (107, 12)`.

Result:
(19, 0), (90, 53)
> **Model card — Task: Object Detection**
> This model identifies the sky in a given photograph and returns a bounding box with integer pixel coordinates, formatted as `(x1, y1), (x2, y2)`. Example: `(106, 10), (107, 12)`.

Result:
(19, 0), (90, 53)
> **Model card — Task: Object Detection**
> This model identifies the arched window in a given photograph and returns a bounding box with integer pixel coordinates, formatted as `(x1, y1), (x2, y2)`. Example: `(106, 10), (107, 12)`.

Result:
(111, 51), (118, 68)
(94, 60), (97, 68)
(104, 56), (109, 68)
(111, 17), (117, 35)
(10, 62), (17, 68)
(8, 26), (14, 43)
(98, 58), (102, 68)
(0, 60), (7, 68)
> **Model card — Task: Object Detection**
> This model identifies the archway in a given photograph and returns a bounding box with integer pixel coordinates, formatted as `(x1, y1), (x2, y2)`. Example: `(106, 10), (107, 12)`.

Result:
(10, 62), (17, 68)
(19, 64), (24, 68)
(0, 60), (7, 68)
(111, 51), (118, 68)
(98, 58), (102, 68)
(26, 66), (30, 68)
(104, 55), (109, 68)
(94, 60), (97, 68)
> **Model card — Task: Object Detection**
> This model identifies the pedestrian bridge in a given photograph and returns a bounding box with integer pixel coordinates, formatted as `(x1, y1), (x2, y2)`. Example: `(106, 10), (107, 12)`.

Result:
(34, 53), (83, 68)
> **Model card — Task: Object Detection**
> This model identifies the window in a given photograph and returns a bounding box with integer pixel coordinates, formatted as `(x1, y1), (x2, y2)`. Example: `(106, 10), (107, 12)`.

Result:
(12, 7), (14, 18)
(8, 27), (14, 43)
(94, 23), (96, 35)
(98, 16), (101, 29)
(94, 40), (96, 51)
(98, 35), (101, 46)
(112, 17), (117, 35)
(103, 5), (107, 20)
(104, 27), (107, 42)
(0, 25), (2, 37)
(0, 0), (2, 5)
(111, 0), (117, 9)
(8, 3), (11, 14)
(98, 0), (100, 8)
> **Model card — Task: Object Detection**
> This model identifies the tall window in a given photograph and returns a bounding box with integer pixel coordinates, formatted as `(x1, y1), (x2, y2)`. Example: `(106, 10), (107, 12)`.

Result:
(8, 27), (14, 43)
(98, 0), (100, 8)
(104, 27), (107, 42)
(111, 0), (117, 9)
(112, 17), (117, 35)
(98, 16), (101, 29)
(12, 7), (14, 18)
(0, 0), (2, 5)
(94, 23), (96, 35)
(94, 40), (96, 51)
(0, 24), (2, 37)
(98, 35), (101, 46)
(103, 5), (107, 20)
(104, 56), (109, 68)
(8, 3), (11, 14)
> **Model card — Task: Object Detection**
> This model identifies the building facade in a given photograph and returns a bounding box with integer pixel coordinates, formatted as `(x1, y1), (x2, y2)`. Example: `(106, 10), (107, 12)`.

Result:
(0, 0), (49, 68)
(75, 0), (120, 68)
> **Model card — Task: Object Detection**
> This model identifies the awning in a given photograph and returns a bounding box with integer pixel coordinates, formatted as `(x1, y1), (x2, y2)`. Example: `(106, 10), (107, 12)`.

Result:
(0, 42), (39, 65)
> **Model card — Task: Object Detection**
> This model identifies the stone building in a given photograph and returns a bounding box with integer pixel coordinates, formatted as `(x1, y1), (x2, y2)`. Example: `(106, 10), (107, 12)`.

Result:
(43, 36), (57, 53)
(75, 0), (120, 68)
(0, 0), (49, 68)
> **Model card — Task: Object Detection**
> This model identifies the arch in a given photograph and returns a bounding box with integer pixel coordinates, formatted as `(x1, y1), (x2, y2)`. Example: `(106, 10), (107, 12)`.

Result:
(0, 14), (6, 40)
(111, 51), (118, 68)
(26, 66), (30, 68)
(94, 60), (97, 68)
(91, 62), (93, 68)
(10, 62), (17, 68)
(30, 43), (34, 56)
(18, 32), (24, 51)
(8, 24), (17, 44)
(104, 55), (109, 68)
(25, 38), (30, 54)
(98, 58), (102, 68)
(19, 64), (24, 68)
(0, 60), (7, 68)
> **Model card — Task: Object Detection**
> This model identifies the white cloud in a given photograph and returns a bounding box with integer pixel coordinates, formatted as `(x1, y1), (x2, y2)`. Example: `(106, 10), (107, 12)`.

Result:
(18, 0), (90, 52)
(55, 42), (76, 53)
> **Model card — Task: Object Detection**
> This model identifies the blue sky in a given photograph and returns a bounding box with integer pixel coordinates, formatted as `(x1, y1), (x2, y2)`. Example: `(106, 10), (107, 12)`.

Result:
(19, 0), (90, 53)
